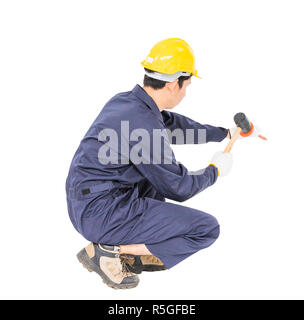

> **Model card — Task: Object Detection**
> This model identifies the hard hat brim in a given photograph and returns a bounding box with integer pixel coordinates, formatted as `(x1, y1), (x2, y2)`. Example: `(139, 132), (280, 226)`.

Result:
(193, 73), (202, 79)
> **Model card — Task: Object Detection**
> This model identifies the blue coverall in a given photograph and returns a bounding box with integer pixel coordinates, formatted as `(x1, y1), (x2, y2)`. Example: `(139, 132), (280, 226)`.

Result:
(66, 85), (228, 269)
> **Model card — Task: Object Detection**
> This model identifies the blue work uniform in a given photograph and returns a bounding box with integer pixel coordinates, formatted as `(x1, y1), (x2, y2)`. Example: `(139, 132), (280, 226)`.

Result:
(66, 84), (228, 269)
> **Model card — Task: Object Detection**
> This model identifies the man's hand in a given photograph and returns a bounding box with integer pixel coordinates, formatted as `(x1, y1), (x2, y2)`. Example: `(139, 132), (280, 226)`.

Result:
(210, 151), (233, 177)
(228, 124), (267, 140)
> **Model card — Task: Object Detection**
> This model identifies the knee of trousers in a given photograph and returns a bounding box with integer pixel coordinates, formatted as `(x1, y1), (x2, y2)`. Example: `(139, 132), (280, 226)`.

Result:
(197, 214), (220, 241)
(209, 222), (220, 241)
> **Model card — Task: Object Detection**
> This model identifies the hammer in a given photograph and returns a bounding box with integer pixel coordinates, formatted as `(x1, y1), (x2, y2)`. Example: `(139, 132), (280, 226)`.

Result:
(223, 112), (266, 153)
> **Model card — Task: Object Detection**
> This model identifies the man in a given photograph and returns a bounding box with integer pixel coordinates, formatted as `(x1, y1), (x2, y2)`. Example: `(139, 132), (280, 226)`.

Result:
(66, 38), (258, 290)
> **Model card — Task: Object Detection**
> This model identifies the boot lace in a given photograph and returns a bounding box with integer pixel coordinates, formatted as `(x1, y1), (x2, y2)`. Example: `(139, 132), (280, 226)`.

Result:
(120, 256), (134, 277)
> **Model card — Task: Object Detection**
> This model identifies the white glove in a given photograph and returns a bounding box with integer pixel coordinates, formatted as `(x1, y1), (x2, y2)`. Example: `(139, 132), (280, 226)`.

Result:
(210, 151), (233, 177)
(229, 124), (266, 140)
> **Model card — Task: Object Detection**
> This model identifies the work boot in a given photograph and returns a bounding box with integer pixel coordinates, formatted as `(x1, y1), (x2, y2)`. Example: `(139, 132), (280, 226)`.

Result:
(77, 243), (139, 289)
(120, 254), (166, 274)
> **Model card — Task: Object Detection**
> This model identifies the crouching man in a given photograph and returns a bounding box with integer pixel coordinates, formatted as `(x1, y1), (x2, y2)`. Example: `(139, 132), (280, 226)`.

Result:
(66, 38), (234, 289)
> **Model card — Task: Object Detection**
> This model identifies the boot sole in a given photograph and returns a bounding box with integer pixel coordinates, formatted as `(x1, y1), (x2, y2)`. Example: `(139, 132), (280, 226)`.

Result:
(76, 249), (139, 290)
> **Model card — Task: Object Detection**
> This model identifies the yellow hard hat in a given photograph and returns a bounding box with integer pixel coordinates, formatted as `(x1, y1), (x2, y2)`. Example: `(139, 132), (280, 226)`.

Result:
(141, 38), (201, 81)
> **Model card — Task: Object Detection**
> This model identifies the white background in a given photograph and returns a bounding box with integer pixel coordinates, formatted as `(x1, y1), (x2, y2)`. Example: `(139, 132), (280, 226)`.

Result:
(0, 0), (303, 300)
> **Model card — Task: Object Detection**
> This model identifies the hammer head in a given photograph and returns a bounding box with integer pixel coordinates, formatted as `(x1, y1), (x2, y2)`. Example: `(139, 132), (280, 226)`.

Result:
(234, 112), (252, 133)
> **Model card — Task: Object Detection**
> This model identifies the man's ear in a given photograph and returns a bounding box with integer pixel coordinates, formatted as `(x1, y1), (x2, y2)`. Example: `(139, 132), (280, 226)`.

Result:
(165, 79), (179, 93)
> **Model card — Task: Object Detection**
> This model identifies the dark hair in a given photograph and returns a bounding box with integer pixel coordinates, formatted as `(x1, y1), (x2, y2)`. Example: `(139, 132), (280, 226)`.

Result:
(143, 68), (192, 90)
